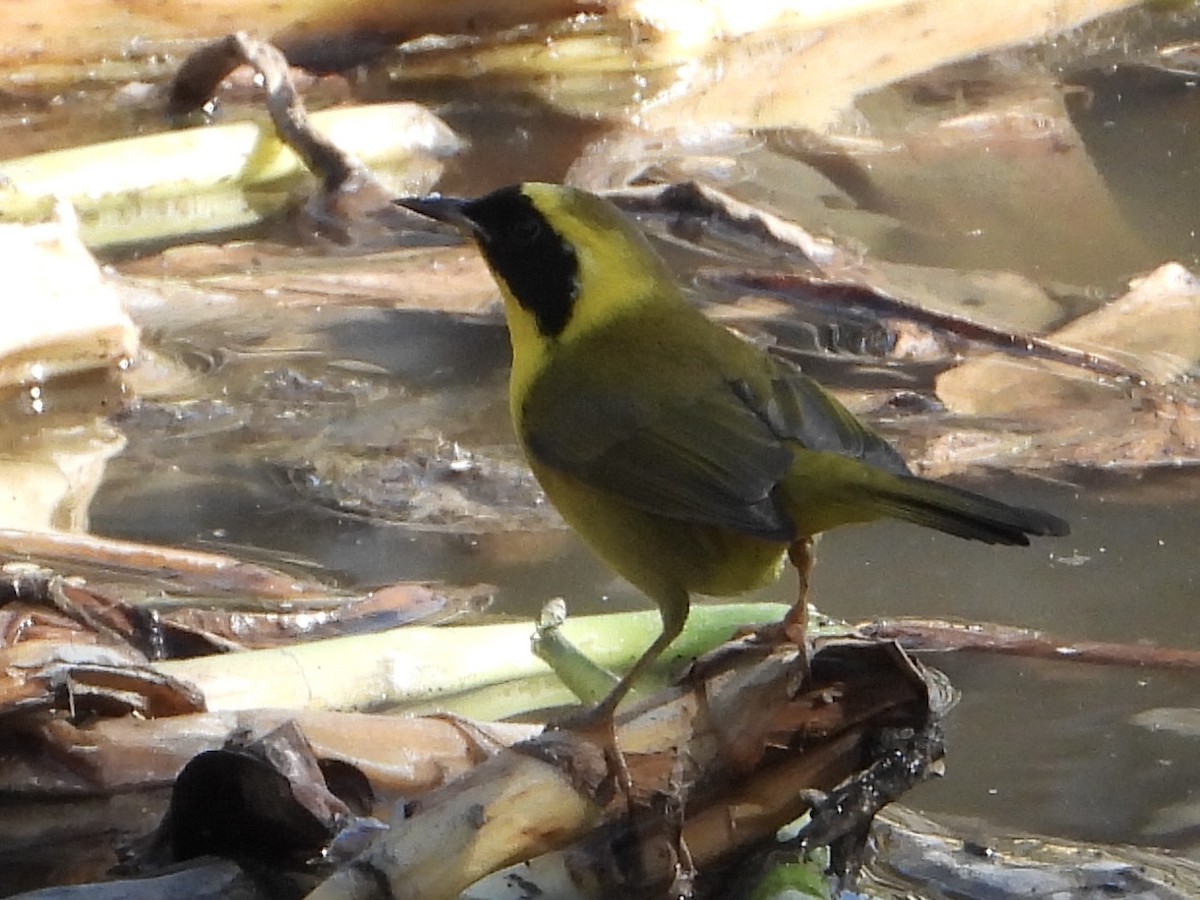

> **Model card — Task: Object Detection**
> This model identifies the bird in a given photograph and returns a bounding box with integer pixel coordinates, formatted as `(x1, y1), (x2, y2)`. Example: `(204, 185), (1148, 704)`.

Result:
(395, 182), (1069, 722)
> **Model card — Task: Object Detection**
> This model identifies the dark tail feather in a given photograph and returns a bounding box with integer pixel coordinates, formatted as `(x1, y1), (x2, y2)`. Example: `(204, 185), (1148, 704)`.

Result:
(873, 476), (1070, 546)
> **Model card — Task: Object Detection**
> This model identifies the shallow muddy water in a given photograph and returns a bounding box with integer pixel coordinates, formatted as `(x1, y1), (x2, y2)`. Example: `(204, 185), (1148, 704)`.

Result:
(3, 2), (1200, 894)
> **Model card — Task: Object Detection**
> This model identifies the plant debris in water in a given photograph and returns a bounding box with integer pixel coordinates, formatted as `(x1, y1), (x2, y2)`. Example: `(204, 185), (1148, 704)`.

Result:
(6, 4), (1200, 899)
(290, 438), (557, 532)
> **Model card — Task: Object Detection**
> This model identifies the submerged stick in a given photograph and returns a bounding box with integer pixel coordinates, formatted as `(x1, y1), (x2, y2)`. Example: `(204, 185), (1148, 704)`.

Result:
(858, 617), (1200, 670)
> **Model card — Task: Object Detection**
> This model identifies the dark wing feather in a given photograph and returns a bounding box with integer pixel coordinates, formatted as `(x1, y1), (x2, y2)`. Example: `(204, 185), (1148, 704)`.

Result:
(520, 316), (915, 541)
(755, 369), (913, 477)
(523, 376), (797, 540)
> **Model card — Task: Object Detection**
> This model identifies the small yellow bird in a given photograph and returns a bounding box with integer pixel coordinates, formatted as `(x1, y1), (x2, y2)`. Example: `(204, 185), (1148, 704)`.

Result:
(397, 183), (1068, 719)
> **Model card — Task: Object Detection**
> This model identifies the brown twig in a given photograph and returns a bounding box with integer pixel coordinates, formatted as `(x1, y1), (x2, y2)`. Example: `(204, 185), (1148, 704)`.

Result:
(167, 32), (386, 201)
(720, 272), (1140, 381)
(855, 617), (1200, 670)
(0, 528), (327, 599)
(608, 181), (1139, 382)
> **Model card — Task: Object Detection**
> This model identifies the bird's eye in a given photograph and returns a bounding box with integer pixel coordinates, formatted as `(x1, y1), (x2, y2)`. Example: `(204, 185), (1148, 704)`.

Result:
(507, 218), (543, 245)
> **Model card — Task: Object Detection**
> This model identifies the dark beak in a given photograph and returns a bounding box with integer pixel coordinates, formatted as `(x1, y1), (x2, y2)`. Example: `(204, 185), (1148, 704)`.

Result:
(393, 195), (475, 234)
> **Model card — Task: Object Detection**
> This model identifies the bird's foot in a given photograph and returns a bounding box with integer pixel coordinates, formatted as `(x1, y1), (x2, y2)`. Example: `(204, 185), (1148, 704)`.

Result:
(542, 703), (638, 812)
(684, 611), (810, 690)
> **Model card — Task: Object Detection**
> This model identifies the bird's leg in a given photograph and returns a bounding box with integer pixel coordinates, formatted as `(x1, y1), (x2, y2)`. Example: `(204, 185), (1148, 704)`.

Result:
(552, 598), (688, 803)
(783, 537), (813, 647)
(560, 596), (688, 732)
(685, 539), (814, 687)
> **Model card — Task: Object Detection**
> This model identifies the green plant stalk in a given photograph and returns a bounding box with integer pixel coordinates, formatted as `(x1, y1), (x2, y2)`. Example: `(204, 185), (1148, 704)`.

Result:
(399, 673), (581, 721)
(747, 853), (832, 900)
(0, 103), (459, 247)
(154, 602), (790, 713)
(532, 612), (622, 705)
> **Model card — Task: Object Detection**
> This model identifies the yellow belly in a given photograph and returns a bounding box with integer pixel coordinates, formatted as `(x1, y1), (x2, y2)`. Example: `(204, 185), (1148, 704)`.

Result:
(532, 461), (788, 603)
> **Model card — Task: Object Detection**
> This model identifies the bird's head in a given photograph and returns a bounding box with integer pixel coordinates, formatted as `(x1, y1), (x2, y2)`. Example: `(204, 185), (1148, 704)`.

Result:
(397, 183), (677, 344)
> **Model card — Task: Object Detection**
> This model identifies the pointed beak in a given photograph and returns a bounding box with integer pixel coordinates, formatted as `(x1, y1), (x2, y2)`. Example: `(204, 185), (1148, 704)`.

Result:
(393, 195), (475, 234)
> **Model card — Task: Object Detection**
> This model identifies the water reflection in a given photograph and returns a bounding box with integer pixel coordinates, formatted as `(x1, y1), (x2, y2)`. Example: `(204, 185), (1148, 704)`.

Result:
(4, 0), (1200, 866)
(81, 285), (1199, 853)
